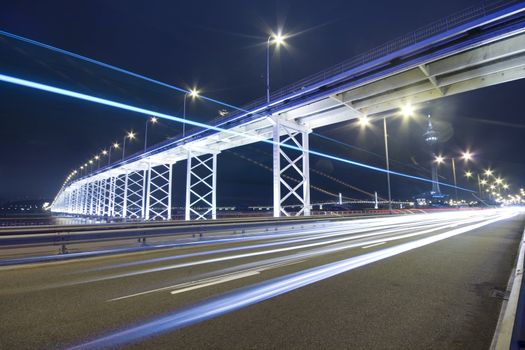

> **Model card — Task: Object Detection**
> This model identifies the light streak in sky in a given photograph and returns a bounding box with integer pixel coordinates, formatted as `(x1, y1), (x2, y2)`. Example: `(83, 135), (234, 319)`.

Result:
(69, 210), (517, 349)
(0, 73), (473, 192)
(0, 30), (249, 117)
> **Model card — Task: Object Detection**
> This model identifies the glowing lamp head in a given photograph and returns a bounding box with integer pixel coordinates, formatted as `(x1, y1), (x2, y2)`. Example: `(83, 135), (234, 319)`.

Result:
(94, 155), (99, 160)
(434, 155), (445, 164)
(150, 116), (158, 124)
(461, 151), (473, 161)
(401, 104), (414, 118)
(102, 150), (108, 155)
(189, 89), (199, 98)
(484, 169), (493, 177)
(113, 142), (119, 149)
(465, 171), (472, 178)
(127, 131), (136, 140)
(271, 33), (286, 46)
(358, 115), (370, 127)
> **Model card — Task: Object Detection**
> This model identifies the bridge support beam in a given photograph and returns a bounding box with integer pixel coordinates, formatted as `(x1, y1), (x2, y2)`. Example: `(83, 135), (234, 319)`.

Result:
(144, 163), (174, 221)
(272, 117), (311, 217)
(185, 151), (218, 221)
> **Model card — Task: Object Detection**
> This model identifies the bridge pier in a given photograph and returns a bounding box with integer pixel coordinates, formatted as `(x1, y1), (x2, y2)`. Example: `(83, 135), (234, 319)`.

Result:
(271, 117), (311, 217)
(185, 150), (218, 221)
(144, 162), (174, 220)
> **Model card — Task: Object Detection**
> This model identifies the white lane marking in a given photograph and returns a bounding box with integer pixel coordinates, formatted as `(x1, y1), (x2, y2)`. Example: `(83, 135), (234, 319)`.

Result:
(362, 242), (386, 249)
(108, 259), (306, 302)
(170, 271), (259, 295)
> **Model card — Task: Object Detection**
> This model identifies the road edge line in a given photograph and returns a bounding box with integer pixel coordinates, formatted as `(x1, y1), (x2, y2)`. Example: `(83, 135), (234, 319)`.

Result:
(490, 226), (525, 350)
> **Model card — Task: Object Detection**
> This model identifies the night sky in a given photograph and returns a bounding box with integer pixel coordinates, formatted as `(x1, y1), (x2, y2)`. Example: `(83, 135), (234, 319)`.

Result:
(0, 0), (524, 206)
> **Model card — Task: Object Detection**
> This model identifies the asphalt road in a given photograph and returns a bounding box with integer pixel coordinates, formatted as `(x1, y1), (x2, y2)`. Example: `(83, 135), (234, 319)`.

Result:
(0, 208), (523, 349)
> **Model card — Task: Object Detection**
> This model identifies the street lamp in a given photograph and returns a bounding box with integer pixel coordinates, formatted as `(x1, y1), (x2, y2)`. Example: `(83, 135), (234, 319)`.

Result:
(401, 104), (414, 118)
(267, 32), (287, 104)
(358, 115), (370, 127)
(461, 151), (473, 161)
(357, 105), (415, 212)
(183, 89), (199, 137)
(108, 142), (119, 165)
(144, 116), (158, 151)
(122, 131), (136, 159)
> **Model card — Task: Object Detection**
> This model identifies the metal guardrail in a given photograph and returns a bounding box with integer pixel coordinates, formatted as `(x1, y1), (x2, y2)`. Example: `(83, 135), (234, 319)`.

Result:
(0, 215), (343, 251)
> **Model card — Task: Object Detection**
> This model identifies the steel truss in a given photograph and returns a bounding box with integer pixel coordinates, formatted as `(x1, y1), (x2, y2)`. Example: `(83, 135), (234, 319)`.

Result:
(126, 170), (146, 219)
(272, 117), (311, 217)
(185, 151), (218, 221)
(112, 174), (127, 218)
(145, 163), (173, 220)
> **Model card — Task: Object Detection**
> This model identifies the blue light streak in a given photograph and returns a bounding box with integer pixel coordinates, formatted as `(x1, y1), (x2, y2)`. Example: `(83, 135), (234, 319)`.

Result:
(0, 30), (249, 116)
(0, 72), (474, 192)
(69, 210), (516, 349)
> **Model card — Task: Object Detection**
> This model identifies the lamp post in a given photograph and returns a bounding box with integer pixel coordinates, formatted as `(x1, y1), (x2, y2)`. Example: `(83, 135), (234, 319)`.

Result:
(122, 131), (136, 160)
(266, 33), (286, 104)
(383, 117), (393, 213)
(144, 117), (158, 151)
(357, 104), (414, 212)
(108, 143), (119, 166)
(183, 89), (199, 137)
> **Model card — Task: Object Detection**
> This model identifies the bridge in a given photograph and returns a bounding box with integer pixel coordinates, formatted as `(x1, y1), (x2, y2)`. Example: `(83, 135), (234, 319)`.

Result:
(45, 0), (525, 220)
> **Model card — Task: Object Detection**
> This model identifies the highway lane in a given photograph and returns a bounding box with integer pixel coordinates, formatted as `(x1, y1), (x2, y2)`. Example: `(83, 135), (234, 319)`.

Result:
(0, 208), (523, 349)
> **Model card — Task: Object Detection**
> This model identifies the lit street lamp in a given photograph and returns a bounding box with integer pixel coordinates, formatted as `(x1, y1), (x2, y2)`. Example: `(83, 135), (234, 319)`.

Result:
(266, 32), (286, 104)
(183, 89), (199, 137)
(357, 103), (415, 212)
(122, 131), (136, 159)
(144, 116), (158, 151)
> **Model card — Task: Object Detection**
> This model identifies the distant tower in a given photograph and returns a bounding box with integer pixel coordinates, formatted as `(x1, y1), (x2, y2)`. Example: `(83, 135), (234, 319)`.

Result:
(423, 115), (441, 194)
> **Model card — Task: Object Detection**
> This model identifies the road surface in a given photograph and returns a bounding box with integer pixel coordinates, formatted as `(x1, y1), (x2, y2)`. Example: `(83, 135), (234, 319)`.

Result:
(0, 208), (523, 349)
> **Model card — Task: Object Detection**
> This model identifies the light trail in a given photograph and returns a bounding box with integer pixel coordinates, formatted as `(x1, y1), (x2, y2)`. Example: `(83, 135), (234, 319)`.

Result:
(76, 212), (493, 284)
(90, 215), (449, 272)
(69, 209), (518, 349)
(0, 72), (474, 192)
